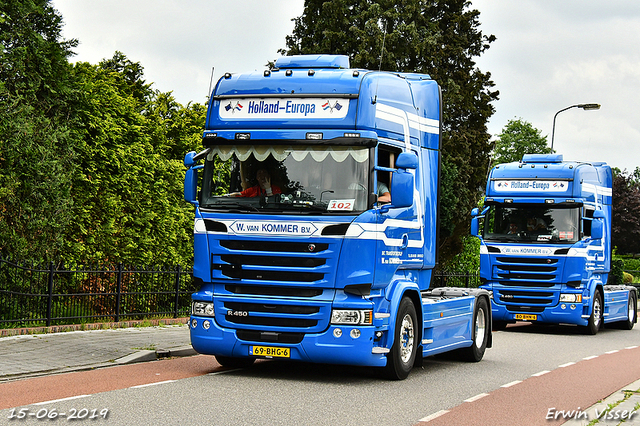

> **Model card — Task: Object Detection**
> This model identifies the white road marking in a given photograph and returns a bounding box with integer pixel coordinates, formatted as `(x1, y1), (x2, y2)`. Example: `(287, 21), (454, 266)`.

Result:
(419, 410), (449, 422)
(130, 380), (176, 389)
(464, 393), (489, 403)
(33, 395), (90, 405)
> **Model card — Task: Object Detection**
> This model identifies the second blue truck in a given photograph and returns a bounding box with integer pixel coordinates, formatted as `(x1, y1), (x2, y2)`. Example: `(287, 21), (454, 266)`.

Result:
(472, 154), (637, 334)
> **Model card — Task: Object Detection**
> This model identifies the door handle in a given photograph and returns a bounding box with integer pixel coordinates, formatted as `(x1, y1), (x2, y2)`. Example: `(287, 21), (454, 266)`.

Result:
(400, 233), (409, 249)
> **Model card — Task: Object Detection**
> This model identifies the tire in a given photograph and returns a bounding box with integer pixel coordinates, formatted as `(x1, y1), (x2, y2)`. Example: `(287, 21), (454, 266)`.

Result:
(585, 289), (603, 335)
(383, 297), (418, 380)
(457, 297), (490, 362)
(620, 291), (637, 330)
(215, 355), (256, 369)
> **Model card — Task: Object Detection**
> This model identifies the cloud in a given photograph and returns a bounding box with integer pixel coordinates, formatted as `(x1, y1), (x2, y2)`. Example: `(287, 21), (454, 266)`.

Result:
(52, 0), (639, 171)
(474, 0), (640, 171)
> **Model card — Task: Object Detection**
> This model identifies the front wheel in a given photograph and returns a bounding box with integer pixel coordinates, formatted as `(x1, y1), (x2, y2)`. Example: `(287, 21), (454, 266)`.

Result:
(382, 297), (418, 380)
(585, 289), (603, 335)
(456, 297), (490, 362)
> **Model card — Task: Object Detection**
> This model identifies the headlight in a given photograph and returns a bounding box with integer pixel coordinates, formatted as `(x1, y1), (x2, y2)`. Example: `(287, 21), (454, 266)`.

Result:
(559, 294), (582, 303)
(192, 301), (215, 317)
(331, 309), (372, 325)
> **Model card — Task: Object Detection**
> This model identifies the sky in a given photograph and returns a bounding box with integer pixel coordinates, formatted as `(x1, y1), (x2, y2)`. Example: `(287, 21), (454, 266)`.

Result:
(52, 0), (640, 173)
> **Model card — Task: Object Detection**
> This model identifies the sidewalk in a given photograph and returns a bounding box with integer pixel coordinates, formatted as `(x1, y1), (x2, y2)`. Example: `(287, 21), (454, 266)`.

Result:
(562, 378), (640, 426)
(0, 321), (195, 383)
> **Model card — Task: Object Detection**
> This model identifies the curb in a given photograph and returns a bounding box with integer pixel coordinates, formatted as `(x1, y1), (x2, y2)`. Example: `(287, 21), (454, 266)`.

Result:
(114, 345), (197, 365)
(0, 318), (189, 338)
(0, 345), (198, 383)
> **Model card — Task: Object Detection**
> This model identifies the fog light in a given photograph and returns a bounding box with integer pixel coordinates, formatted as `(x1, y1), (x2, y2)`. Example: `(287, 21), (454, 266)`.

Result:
(191, 319), (198, 328)
(350, 329), (361, 339)
(570, 304), (576, 310)
(333, 328), (342, 338)
(203, 320), (211, 330)
(561, 304), (566, 310)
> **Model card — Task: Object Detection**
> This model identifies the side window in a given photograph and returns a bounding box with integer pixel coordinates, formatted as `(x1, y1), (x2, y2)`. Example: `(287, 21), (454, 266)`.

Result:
(377, 145), (402, 203)
(582, 207), (594, 238)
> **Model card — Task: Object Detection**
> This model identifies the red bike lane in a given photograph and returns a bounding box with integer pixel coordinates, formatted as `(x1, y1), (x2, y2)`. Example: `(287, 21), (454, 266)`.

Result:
(416, 345), (640, 426)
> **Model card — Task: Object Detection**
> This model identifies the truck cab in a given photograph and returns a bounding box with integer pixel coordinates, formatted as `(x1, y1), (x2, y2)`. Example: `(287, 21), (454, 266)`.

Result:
(472, 154), (637, 333)
(185, 55), (491, 379)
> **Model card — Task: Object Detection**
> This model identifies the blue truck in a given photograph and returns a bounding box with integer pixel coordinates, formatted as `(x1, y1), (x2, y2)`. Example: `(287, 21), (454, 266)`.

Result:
(471, 154), (637, 334)
(184, 54), (491, 379)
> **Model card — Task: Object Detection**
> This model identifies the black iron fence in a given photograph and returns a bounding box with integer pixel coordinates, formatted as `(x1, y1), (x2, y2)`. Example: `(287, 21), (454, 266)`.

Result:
(0, 258), (195, 328)
(0, 257), (482, 329)
(432, 270), (481, 289)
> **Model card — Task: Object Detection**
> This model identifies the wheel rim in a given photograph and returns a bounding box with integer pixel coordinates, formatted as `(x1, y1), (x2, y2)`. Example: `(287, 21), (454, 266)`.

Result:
(629, 297), (636, 323)
(593, 296), (602, 327)
(475, 307), (486, 349)
(399, 313), (415, 363)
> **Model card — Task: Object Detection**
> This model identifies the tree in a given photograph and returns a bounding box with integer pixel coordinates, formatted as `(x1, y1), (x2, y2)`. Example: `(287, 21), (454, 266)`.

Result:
(65, 54), (203, 267)
(0, 2), (205, 266)
(280, 0), (499, 263)
(612, 168), (640, 255)
(0, 0), (79, 262)
(492, 118), (551, 166)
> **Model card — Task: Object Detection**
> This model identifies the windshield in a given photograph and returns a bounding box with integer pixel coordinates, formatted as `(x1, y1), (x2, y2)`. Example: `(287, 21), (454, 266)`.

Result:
(482, 204), (581, 244)
(200, 144), (371, 213)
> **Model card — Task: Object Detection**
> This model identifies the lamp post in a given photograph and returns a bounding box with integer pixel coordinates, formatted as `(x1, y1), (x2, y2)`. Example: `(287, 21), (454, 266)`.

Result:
(551, 103), (601, 151)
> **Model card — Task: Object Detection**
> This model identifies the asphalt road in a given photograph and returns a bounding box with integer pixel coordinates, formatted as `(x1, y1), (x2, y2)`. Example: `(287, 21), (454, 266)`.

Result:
(1, 323), (639, 426)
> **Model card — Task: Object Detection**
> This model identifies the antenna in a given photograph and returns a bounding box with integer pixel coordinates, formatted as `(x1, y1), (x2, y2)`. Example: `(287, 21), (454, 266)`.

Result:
(373, 21), (387, 104)
(207, 67), (215, 99)
(378, 21), (387, 71)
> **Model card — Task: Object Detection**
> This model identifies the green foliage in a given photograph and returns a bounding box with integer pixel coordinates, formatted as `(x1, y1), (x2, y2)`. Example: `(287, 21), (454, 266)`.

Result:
(0, 1), (205, 267)
(440, 235), (480, 272)
(610, 258), (624, 285)
(0, 0), (79, 262)
(64, 55), (204, 266)
(612, 168), (640, 255)
(622, 257), (640, 271)
(492, 118), (551, 165)
(281, 0), (498, 262)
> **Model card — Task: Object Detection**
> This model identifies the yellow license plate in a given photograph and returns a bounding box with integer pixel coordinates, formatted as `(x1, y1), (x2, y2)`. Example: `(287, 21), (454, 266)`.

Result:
(250, 346), (290, 358)
(515, 314), (537, 321)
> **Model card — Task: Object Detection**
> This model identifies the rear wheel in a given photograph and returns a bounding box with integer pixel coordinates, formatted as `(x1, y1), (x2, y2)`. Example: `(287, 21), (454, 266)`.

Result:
(457, 297), (490, 362)
(383, 297), (418, 380)
(620, 291), (637, 330)
(215, 355), (256, 369)
(585, 289), (603, 335)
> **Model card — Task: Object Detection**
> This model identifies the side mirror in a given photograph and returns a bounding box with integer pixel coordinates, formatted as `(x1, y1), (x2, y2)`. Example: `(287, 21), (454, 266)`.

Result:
(471, 217), (480, 237)
(379, 151), (417, 212)
(184, 167), (199, 205)
(389, 169), (414, 209)
(591, 219), (603, 240)
(395, 152), (418, 169)
(184, 151), (197, 167)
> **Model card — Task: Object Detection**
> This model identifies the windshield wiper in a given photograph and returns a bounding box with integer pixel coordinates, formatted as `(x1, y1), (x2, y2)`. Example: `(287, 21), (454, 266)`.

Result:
(487, 236), (523, 243)
(291, 202), (327, 213)
(208, 202), (259, 212)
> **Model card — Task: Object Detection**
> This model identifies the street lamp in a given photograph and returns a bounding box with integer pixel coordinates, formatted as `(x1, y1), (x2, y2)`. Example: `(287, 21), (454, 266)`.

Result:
(550, 103), (601, 151)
